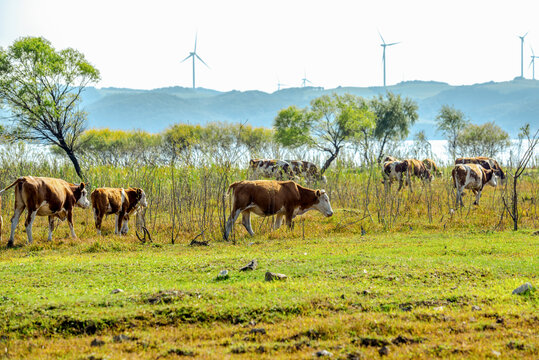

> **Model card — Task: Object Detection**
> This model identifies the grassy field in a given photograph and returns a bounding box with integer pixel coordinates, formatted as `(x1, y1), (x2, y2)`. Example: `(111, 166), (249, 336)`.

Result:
(0, 221), (537, 359)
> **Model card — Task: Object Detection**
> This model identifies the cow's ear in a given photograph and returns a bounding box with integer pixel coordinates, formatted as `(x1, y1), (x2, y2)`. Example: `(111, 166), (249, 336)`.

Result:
(250, 159), (255, 165)
(316, 189), (321, 197)
(79, 183), (85, 190)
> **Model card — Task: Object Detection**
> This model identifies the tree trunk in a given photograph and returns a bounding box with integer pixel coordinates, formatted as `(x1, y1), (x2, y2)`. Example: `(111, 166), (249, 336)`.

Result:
(321, 147), (340, 174)
(513, 176), (518, 231)
(376, 135), (389, 164)
(61, 145), (84, 181)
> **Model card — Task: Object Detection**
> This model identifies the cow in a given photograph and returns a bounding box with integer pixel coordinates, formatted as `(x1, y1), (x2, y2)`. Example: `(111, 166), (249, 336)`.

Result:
(383, 155), (399, 163)
(223, 180), (333, 240)
(249, 159), (298, 181)
(452, 163), (497, 207)
(91, 187), (148, 235)
(382, 159), (432, 192)
(423, 158), (442, 177)
(0, 176), (90, 246)
(285, 160), (327, 184)
(382, 159), (410, 191)
(455, 157), (505, 183)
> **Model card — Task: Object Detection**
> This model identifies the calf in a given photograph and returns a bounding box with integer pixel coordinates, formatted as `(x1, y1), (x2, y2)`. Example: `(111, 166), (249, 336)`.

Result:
(285, 160), (327, 183)
(452, 163), (497, 207)
(91, 187), (147, 235)
(382, 160), (410, 191)
(407, 159), (433, 182)
(223, 180), (333, 240)
(455, 156), (505, 183)
(249, 159), (297, 181)
(0, 176), (90, 246)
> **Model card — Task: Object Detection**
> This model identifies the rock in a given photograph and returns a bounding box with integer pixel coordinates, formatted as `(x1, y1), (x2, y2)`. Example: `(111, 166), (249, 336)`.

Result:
(217, 270), (229, 280)
(496, 317), (504, 324)
(399, 304), (413, 312)
(469, 317), (477, 322)
(113, 334), (130, 343)
(265, 271), (287, 281)
(361, 226), (366, 236)
(249, 328), (266, 335)
(346, 352), (362, 360)
(248, 242), (255, 246)
(240, 259), (258, 271)
(90, 338), (105, 347)
(532, 230), (539, 236)
(314, 349), (332, 357)
(471, 305), (482, 311)
(512, 282), (534, 295)
(491, 350), (501, 357)
(111, 288), (123, 294)
(379, 346), (390, 356)
(433, 306), (444, 311)
(362, 290), (371, 295)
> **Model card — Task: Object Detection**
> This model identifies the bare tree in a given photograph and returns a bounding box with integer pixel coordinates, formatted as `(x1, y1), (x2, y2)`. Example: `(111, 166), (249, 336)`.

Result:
(503, 124), (539, 231)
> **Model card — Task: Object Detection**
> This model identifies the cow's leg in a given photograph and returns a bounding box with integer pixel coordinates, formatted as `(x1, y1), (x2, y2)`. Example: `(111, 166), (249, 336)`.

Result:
(67, 210), (76, 238)
(457, 187), (464, 207)
(397, 176), (403, 191)
(8, 203), (25, 247)
(114, 214), (120, 235)
(94, 210), (104, 236)
(47, 216), (55, 241)
(285, 210), (294, 230)
(224, 208), (242, 240)
(473, 190), (481, 206)
(121, 215), (129, 235)
(274, 213), (284, 230)
(241, 211), (254, 236)
(24, 209), (38, 244)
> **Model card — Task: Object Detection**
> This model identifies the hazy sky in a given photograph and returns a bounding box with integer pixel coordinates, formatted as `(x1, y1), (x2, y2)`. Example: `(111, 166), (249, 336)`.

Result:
(1, 0), (538, 92)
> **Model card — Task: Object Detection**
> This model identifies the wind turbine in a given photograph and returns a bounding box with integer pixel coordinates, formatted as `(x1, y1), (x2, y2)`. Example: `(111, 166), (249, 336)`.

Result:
(530, 47), (539, 80)
(301, 71), (312, 87)
(518, 32), (528, 78)
(379, 31), (400, 87)
(181, 33), (209, 89)
(277, 78), (288, 91)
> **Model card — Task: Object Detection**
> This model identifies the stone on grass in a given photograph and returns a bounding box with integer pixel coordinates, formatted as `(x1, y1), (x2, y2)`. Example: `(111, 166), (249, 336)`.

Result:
(249, 328), (266, 335)
(379, 346), (390, 356)
(471, 305), (482, 311)
(314, 349), (332, 357)
(265, 271), (287, 281)
(90, 338), (105, 347)
(113, 334), (130, 343)
(217, 270), (229, 280)
(240, 259), (258, 271)
(111, 288), (123, 294)
(433, 306), (444, 311)
(491, 350), (501, 357)
(512, 283), (534, 295)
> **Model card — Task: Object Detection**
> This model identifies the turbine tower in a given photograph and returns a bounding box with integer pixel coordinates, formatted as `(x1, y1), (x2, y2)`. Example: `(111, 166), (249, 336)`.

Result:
(530, 47), (539, 80)
(301, 71), (312, 87)
(518, 32), (528, 78)
(277, 78), (287, 91)
(379, 31), (400, 87)
(181, 33), (209, 89)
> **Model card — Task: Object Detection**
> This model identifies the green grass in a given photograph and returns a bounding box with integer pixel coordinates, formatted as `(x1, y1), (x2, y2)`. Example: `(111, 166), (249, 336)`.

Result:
(0, 229), (537, 359)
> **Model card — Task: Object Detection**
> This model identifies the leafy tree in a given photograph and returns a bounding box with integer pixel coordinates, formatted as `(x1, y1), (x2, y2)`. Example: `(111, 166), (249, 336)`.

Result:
(164, 123), (203, 164)
(370, 92), (418, 163)
(456, 122), (510, 158)
(411, 130), (432, 159)
(435, 105), (468, 161)
(274, 93), (375, 173)
(0, 37), (100, 180)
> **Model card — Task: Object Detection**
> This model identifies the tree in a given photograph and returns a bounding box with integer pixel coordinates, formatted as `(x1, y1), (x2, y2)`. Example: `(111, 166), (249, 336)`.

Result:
(0, 37), (100, 180)
(274, 93), (375, 173)
(435, 105), (468, 161)
(502, 124), (539, 231)
(370, 92), (418, 163)
(411, 130), (432, 159)
(455, 122), (510, 158)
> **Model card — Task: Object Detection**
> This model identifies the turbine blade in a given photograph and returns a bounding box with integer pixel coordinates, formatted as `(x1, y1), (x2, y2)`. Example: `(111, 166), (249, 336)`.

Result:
(195, 54), (209, 68)
(181, 54), (192, 62)
(378, 30), (386, 44)
(387, 42), (400, 46)
(194, 33), (198, 52)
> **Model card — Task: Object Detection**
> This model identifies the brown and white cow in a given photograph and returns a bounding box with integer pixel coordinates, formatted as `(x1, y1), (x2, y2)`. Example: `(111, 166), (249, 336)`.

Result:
(455, 157), (505, 183)
(285, 160), (327, 184)
(91, 187), (147, 235)
(422, 158), (442, 177)
(383, 159), (432, 191)
(452, 163), (497, 207)
(0, 176), (90, 246)
(223, 180), (333, 240)
(249, 159), (298, 181)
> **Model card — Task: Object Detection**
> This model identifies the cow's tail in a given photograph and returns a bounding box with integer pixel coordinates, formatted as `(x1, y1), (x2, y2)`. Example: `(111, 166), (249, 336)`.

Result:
(0, 177), (25, 197)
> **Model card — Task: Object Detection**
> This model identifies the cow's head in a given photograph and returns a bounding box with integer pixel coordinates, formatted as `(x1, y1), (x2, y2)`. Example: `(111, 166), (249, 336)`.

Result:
(314, 189), (333, 217)
(484, 169), (498, 187)
(135, 188), (148, 208)
(74, 183), (91, 209)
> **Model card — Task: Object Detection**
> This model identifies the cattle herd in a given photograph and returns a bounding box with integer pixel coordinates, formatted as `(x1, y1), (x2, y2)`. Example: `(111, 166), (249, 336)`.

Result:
(0, 156), (506, 246)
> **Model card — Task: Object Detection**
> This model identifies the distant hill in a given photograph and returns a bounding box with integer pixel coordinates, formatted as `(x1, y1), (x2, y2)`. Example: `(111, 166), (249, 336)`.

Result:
(65, 79), (539, 138)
